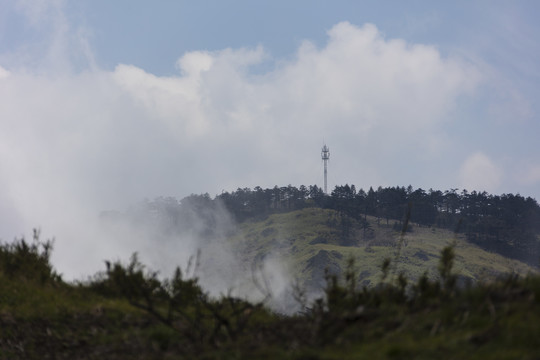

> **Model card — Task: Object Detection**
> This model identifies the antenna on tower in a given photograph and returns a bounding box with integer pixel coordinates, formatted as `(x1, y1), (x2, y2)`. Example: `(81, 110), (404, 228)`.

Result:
(321, 143), (330, 194)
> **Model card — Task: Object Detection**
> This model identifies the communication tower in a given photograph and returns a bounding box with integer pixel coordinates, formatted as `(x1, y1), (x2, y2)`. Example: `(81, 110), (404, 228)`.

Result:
(321, 144), (330, 194)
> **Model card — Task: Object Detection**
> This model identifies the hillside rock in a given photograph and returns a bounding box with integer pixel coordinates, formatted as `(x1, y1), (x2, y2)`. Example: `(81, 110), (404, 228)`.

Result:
(304, 250), (342, 290)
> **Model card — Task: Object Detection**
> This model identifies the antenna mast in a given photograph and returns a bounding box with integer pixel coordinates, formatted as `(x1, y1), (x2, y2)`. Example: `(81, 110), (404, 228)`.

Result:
(321, 144), (330, 194)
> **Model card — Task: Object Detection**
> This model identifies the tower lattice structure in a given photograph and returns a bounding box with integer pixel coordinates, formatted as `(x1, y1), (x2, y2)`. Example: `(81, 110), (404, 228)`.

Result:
(321, 144), (330, 194)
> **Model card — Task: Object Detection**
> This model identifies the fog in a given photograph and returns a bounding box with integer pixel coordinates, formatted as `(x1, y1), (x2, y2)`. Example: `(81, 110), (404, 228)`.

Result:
(96, 195), (297, 312)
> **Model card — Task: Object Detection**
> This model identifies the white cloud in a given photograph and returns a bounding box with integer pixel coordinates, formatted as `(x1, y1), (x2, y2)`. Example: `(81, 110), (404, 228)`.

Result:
(516, 163), (540, 186)
(0, 66), (10, 79)
(459, 152), (503, 192)
(0, 20), (483, 278)
(5, 0), (93, 74)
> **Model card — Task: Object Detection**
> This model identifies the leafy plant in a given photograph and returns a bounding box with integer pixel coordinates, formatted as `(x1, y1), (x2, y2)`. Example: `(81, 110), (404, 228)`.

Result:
(96, 252), (266, 347)
(0, 229), (61, 284)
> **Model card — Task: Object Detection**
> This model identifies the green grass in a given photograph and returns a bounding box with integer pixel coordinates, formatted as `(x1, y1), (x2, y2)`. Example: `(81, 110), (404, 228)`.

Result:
(2, 265), (540, 359)
(0, 269), (168, 359)
(228, 208), (537, 291)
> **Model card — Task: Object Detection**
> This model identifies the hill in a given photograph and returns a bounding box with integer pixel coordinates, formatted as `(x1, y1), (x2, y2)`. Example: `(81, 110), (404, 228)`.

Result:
(218, 185), (540, 267)
(227, 207), (537, 296)
(98, 189), (539, 312)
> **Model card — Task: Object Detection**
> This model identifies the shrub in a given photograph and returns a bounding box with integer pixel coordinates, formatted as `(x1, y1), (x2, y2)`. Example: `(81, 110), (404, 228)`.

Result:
(95, 252), (265, 346)
(0, 229), (61, 284)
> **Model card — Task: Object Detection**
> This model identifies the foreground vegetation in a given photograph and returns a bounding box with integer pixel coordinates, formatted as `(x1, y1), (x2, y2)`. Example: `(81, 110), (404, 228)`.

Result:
(1, 231), (540, 359)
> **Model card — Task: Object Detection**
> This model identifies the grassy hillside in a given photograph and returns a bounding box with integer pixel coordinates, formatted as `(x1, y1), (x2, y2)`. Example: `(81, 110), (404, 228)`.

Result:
(228, 208), (537, 292)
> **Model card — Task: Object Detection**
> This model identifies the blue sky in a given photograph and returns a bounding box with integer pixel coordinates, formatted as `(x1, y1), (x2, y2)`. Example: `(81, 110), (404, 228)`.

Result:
(1, 0), (539, 277)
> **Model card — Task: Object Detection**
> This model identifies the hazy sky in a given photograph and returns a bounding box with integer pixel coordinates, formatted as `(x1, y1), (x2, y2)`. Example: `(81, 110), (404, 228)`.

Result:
(1, 1), (540, 276)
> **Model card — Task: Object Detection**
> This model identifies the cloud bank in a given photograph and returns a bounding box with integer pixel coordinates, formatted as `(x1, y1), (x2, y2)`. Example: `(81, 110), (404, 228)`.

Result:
(0, 17), (487, 279)
(459, 152), (503, 193)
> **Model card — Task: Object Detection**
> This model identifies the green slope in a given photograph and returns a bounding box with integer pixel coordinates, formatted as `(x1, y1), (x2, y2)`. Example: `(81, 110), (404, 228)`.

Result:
(228, 208), (537, 291)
